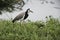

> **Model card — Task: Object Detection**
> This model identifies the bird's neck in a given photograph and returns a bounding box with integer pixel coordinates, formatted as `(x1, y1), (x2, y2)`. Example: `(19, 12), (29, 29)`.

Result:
(23, 9), (29, 20)
(25, 9), (29, 14)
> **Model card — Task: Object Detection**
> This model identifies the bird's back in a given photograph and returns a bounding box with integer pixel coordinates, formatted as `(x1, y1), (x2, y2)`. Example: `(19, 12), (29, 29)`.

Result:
(14, 12), (25, 20)
(12, 12), (25, 23)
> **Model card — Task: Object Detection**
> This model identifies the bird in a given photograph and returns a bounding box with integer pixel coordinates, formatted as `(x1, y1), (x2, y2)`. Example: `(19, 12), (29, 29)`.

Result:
(12, 8), (33, 23)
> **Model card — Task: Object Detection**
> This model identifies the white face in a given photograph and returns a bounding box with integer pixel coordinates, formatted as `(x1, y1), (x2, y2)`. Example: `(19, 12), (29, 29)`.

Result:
(28, 9), (33, 13)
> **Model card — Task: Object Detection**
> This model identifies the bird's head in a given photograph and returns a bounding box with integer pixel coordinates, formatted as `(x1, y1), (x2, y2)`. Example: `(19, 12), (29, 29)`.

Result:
(27, 8), (33, 13)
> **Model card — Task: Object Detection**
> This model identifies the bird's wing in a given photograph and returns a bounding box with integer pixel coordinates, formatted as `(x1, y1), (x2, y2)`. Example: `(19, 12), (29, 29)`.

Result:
(14, 12), (25, 20)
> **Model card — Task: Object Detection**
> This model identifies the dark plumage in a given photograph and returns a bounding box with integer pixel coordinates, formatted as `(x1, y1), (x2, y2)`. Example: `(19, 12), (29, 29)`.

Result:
(12, 8), (33, 23)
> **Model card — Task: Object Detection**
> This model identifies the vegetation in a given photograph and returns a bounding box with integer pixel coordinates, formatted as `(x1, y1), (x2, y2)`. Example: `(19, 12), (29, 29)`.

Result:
(0, 0), (56, 14)
(0, 17), (60, 40)
(0, 0), (25, 14)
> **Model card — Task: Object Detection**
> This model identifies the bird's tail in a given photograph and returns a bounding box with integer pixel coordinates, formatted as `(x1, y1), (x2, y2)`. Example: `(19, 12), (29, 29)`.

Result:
(12, 20), (15, 23)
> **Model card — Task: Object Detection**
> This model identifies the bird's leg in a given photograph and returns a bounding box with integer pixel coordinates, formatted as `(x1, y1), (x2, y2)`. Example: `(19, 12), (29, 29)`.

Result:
(20, 19), (23, 25)
(23, 20), (26, 23)
(19, 20), (22, 26)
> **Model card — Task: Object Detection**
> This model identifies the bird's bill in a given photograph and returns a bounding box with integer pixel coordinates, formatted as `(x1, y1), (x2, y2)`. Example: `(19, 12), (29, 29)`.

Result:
(29, 10), (33, 13)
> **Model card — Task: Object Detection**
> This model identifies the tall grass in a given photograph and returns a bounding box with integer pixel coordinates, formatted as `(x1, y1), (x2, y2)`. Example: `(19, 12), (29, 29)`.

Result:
(0, 17), (60, 40)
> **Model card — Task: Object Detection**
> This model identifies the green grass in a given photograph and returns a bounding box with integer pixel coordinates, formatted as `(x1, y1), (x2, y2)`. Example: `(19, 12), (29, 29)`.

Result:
(0, 17), (60, 40)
